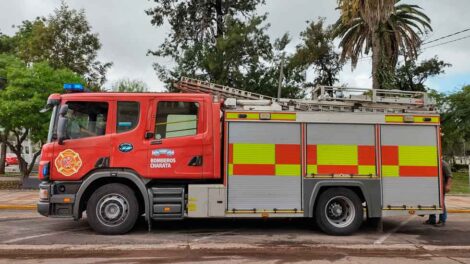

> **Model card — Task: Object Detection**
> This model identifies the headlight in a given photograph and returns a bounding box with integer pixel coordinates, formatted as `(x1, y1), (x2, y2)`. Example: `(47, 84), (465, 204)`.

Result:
(39, 188), (49, 201)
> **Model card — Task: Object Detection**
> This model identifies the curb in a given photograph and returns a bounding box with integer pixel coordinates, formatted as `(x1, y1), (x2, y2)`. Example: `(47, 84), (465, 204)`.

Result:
(0, 243), (470, 251)
(0, 205), (37, 210)
(448, 209), (470, 213)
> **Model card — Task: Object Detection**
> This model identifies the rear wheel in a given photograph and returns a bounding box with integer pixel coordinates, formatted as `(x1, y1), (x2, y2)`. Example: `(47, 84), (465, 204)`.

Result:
(315, 188), (363, 235)
(86, 183), (139, 235)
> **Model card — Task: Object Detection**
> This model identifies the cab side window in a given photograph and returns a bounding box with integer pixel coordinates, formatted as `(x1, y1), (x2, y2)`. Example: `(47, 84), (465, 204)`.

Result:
(117, 102), (140, 133)
(155, 101), (199, 139)
(66, 102), (108, 139)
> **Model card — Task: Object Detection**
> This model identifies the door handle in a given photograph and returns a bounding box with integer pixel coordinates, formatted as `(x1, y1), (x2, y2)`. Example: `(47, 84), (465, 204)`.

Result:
(188, 156), (203, 166)
(150, 139), (162, 145)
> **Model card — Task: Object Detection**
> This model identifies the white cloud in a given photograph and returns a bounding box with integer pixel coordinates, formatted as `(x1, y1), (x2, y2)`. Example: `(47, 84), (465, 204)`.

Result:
(1, 0), (469, 93)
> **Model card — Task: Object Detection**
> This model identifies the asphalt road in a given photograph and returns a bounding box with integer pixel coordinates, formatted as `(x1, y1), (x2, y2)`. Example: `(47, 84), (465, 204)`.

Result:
(1, 211), (470, 263)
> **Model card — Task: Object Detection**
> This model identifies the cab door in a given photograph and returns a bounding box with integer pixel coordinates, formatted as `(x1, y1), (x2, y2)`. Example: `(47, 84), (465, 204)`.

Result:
(110, 100), (149, 177)
(147, 98), (204, 179)
(52, 100), (113, 181)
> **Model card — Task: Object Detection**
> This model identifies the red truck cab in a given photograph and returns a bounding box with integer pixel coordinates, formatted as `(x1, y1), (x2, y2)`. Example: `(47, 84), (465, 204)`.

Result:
(39, 92), (221, 182)
(38, 92), (222, 233)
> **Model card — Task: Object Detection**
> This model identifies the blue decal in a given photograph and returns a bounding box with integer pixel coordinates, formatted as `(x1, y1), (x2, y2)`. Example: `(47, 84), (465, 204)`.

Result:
(152, 148), (175, 156)
(119, 143), (133, 153)
(118, 122), (132, 127)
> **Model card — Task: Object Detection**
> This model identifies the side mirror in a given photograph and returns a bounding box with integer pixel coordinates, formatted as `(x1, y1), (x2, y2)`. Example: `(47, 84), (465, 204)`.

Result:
(57, 104), (69, 145)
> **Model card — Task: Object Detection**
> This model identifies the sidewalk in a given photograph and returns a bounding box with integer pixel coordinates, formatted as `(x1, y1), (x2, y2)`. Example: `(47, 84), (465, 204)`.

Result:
(0, 189), (468, 212)
(447, 195), (470, 212)
(0, 190), (37, 209)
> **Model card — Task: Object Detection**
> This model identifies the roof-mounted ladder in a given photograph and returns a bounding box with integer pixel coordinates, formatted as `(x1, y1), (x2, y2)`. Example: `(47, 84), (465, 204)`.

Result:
(174, 77), (437, 113)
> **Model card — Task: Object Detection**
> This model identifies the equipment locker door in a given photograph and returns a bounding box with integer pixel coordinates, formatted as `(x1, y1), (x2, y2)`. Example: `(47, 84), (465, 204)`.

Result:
(305, 124), (377, 176)
(381, 125), (441, 208)
(227, 122), (302, 211)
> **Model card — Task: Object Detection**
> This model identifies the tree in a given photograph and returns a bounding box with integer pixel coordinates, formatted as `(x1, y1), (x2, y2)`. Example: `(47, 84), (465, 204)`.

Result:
(112, 79), (149, 92)
(334, 0), (432, 89)
(0, 32), (15, 54)
(382, 57), (450, 91)
(147, 0), (264, 51)
(433, 86), (470, 159)
(13, 2), (111, 90)
(0, 54), (84, 181)
(291, 18), (344, 87)
(147, 0), (289, 95)
(235, 33), (305, 98)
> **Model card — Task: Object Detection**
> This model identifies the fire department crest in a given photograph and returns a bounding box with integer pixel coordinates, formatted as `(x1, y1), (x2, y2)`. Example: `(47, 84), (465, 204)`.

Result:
(54, 149), (82, 176)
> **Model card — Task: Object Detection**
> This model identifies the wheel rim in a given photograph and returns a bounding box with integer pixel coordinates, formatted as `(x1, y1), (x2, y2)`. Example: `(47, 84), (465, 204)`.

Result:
(324, 196), (355, 228)
(96, 193), (129, 227)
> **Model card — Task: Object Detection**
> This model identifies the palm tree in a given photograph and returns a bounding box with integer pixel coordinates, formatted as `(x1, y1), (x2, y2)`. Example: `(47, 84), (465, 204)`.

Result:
(334, 0), (432, 89)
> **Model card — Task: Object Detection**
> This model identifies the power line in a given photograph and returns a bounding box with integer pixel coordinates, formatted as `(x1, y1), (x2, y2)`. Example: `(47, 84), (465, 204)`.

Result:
(344, 29), (470, 61)
(422, 27), (470, 45)
(422, 34), (470, 49)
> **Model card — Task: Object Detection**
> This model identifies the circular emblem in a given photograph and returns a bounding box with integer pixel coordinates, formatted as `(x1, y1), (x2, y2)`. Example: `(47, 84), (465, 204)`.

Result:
(119, 143), (133, 153)
(55, 149), (82, 177)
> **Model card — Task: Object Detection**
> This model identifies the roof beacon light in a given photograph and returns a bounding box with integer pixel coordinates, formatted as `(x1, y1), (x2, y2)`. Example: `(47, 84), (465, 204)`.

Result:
(63, 83), (84, 92)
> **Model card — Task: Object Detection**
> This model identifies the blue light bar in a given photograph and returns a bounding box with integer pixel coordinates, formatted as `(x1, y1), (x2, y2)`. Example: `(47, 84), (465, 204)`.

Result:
(63, 83), (84, 92)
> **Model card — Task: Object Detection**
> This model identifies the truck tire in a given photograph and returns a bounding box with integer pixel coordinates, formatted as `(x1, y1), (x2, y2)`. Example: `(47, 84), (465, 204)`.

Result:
(86, 183), (139, 235)
(315, 188), (363, 236)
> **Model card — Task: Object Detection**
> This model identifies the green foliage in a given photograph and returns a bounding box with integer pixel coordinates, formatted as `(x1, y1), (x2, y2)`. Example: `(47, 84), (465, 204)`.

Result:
(432, 85), (470, 158)
(382, 57), (451, 91)
(112, 79), (149, 93)
(11, 2), (111, 90)
(0, 32), (15, 54)
(291, 18), (344, 87)
(449, 172), (470, 194)
(0, 54), (84, 177)
(146, 0), (264, 49)
(147, 0), (303, 98)
(235, 33), (306, 99)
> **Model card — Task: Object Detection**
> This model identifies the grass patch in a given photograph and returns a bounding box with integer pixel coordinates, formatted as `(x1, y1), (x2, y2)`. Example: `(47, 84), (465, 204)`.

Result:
(0, 172), (21, 178)
(0, 180), (21, 190)
(450, 171), (470, 194)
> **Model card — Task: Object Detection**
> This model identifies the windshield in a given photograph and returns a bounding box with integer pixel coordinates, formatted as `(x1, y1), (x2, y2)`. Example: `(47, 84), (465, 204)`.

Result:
(47, 105), (58, 143)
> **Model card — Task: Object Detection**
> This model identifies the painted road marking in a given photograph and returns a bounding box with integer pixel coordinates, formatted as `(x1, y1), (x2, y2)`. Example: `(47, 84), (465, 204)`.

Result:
(191, 229), (242, 242)
(2, 227), (89, 244)
(374, 216), (415, 245)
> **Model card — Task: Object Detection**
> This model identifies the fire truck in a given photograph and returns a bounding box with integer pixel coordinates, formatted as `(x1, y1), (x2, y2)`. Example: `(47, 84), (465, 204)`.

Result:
(37, 78), (443, 235)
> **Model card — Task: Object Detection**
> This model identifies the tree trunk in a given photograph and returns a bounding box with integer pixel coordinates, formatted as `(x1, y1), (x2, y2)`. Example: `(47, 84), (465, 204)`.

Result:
(215, 0), (224, 39)
(0, 141), (6, 174)
(18, 154), (28, 182)
(371, 30), (381, 90)
(5, 129), (32, 183)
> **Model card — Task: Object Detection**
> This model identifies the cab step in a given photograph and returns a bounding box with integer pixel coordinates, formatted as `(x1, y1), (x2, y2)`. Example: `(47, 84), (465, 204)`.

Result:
(149, 187), (185, 220)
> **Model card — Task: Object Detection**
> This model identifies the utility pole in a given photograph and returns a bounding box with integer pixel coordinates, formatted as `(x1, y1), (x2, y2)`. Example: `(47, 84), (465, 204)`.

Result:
(277, 53), (285, 100)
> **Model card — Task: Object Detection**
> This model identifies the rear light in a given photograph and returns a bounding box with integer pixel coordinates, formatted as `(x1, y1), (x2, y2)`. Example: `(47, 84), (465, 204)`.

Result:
(39, 188), (49, 201)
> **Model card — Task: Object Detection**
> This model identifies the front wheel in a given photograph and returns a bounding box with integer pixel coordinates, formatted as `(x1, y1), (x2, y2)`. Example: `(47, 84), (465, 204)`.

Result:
(86, 183), (139, 235)
(315, 188), (363, 235)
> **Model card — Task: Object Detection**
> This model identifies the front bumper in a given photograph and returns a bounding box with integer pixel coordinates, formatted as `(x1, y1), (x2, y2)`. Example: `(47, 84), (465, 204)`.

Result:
(38, 181), (78, 218)
(37, 201), (51, 216)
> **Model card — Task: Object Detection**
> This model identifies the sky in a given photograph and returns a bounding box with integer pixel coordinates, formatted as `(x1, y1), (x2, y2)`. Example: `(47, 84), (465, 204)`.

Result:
(1, 0), (469, 93)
